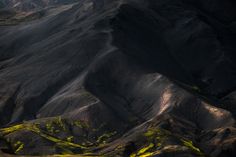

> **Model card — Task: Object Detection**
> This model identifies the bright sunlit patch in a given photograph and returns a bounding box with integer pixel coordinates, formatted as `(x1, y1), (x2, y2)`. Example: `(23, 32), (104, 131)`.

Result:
(158, 87), (172, 115)
(204, 103), (229, 120)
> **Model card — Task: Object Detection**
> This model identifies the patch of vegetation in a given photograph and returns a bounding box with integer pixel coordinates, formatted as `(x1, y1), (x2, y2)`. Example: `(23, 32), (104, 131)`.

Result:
(96, 131), (117, 144)
(129, 127), (204, 157)
(13, 141), (24, 154)
(181, 139), (203, 156)
(72, 120), (89, 129)
(0, 117), (117, 155)
(0, 118), (205, 156)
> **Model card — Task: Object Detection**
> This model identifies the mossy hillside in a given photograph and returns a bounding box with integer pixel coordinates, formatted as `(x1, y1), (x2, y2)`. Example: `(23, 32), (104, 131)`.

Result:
(128, 127), (204, 157)
(0, 117), (117, 155)
(104, 126), (205, 157)
(0, 116), (205, 156)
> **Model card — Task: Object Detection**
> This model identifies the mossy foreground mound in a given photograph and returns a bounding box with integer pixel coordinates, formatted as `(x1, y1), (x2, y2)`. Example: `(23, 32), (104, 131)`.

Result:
(0, 116), (117, 156)
(0, 115), (208, 157)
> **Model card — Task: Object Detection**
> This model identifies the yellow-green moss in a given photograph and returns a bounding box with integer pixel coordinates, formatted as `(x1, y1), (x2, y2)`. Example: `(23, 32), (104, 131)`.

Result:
(181, 139), (203, 156)
(0, 117), (119, 156)
(55, 117), (66, 131)
(139, 127), (204, 157)
(46, 122), (55, 133)
(14, 141), (24, 153)
(96, 131), (117, 144)
(137, 143), (154, 155)
(0, 124), (25, 135)
(73, 120), (89, 129)
(1, 118), (205, 157)
(67, 136), (74, 142)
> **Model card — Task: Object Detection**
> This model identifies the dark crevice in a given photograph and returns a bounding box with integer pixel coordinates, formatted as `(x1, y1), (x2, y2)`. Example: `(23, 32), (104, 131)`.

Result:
(0, 85), (21, 126)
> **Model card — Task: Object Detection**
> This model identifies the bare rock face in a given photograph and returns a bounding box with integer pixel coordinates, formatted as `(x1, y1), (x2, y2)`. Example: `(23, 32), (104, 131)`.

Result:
(0, 0), (236, 156)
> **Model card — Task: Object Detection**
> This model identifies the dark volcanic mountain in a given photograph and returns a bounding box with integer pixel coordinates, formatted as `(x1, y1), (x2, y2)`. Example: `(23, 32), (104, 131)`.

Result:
(0, 0), (236, 156)
(0, 0), (80, 26)
(1, 0), (79, 11)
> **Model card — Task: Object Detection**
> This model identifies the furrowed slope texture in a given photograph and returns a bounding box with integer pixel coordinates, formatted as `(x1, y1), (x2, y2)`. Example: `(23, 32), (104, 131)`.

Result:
(0, 0), (80, 11)
(0, 0), (236, 156)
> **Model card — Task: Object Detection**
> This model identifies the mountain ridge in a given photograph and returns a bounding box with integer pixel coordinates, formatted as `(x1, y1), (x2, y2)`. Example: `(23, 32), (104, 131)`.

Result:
(0, 0), (236, 156)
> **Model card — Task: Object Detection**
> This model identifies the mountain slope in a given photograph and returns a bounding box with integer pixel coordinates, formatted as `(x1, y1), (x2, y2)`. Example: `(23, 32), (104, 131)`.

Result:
(0, 0), (79, 11)
(0, 0), (236, 156)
